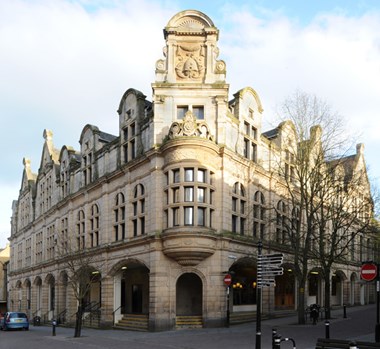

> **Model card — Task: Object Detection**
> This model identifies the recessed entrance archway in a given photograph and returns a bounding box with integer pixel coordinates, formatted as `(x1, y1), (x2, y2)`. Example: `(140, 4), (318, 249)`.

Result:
(229, 257), (257, 311)
(275, 264), (295, 309)
(176, 273), (202, 316)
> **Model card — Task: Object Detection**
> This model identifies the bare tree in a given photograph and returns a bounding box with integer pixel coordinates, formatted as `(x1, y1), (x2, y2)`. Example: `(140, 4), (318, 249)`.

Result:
(57, 235), (102, 337)
(273, 90), (369, 324)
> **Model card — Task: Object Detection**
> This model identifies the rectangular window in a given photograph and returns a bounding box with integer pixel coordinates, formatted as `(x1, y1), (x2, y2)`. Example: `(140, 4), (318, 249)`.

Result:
(184, 207), (194, 225)
(131, 140), (136, 159)
(123, 127), (128, 140)
(198, 207), (205, 226)
(232, 198), (237, 212)
(185, 187), (194, 202)
(232, 215), (238, 233)
(193, 106), (204, 120)
(131, 123), (136, 136)
(197, 169), (206, 183)
(133, 219), (137, 237)
(173, 208), (179, 226)
(173, 169), (180, 183)
(133, 202), (137, 216)
(177, 106), (188, 119)
(252, 126), (257, 140)
(244, 122), (250, 135)
(141, 199), (145, 214)
(197, 187), (205, 203)
(251, 143), (257, 162)
(185, 168), (194, 181)
(240, 218), (245, 235)
(244, 138), (249, 158)
(173, 187), (180, 203)
(140, 217), (145, 235)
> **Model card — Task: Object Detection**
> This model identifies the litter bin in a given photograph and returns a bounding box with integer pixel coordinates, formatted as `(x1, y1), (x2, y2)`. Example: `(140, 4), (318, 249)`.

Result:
(33, 316), (41, 326)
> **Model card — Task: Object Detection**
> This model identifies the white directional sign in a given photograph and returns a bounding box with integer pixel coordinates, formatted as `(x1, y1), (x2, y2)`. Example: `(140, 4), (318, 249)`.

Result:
(257, 253), (284, 288)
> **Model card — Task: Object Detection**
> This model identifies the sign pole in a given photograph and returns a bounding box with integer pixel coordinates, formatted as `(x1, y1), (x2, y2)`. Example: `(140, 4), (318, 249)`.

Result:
(226, 286), (230, 328)
(256, 240), (262, 349)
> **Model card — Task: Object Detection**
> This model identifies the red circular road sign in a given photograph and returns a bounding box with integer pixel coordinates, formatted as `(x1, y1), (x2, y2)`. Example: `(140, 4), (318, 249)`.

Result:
(361, 263), (378, 282)
(224, 273), (232, 286)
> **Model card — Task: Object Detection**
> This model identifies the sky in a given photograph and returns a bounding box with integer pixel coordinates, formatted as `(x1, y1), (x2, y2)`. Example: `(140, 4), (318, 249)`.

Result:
(1, 0), (380, 248)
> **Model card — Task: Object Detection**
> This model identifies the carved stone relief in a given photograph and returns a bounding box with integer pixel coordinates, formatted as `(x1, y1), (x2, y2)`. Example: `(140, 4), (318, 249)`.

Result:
(175, 44), (205, 80)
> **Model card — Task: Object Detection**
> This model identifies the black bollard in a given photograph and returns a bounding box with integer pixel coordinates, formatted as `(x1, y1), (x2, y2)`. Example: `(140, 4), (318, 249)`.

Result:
(343, 304), (347, 318)
(52, 319), (57, 336)
(325, 320), (330, 339)
(273, 334), (282, 349)
(272, 328), (277, 348)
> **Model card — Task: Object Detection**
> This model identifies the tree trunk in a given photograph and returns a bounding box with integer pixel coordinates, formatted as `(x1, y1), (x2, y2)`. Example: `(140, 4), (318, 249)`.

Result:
(297, 283), (306, 324)
(74, 305), (83, 338)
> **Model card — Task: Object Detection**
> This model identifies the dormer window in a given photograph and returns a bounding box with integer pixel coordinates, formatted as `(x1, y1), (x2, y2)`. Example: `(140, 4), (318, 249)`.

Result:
(192, 106), (204, 120)
(177, 106), (188, 119)
(177, 105), (204, 119)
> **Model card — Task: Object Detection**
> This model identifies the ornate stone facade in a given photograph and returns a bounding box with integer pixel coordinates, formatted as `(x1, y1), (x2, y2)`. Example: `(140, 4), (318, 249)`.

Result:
(8, 10), (376, 331)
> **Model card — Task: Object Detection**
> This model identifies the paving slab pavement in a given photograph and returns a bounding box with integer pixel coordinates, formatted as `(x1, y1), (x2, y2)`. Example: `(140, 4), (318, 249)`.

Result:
(0, 304), (377, 349)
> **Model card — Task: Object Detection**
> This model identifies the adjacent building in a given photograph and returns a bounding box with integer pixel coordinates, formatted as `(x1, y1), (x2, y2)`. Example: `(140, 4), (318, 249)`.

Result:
(8, 10), (376, 331)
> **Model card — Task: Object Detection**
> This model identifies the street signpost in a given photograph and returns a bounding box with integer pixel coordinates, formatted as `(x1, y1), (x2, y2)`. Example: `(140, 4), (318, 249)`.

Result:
(224, 273), (232, 327)
(256, 241), (284, 349)
(361, 262), (380, 342)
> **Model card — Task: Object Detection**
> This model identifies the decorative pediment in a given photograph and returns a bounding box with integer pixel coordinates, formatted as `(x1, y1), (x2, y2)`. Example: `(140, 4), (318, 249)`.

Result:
(168, 111), (214, 141)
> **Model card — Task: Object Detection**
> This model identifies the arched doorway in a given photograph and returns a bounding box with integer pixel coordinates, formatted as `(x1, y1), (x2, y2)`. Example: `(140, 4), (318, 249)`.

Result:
(331, 271), (346, 306)
(176, 273), (202, 316)
(58, 271), (68, 324)
(275, 265), (295, 309)
(111, 260), (150, 321)
(33, 276), (42, 317)
(307, 269), (322, 305)
(23, 279), (32, 317)
(229, 257), (256, 311)
(45, 274), (55, 320)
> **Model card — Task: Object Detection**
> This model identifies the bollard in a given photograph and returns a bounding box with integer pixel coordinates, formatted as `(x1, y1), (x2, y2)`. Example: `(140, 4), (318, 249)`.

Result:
(273, 334), (282, 349)
(52, 319), (57, 336)
(272, 328), (277, 348)
(325, 320), (330, 339)
(349, 341), (357, 349)
(343, 304), (347, 318)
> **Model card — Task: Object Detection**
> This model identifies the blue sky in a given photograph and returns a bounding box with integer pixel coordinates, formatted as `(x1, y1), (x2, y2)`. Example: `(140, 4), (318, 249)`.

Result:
(1, 0), (380, 247)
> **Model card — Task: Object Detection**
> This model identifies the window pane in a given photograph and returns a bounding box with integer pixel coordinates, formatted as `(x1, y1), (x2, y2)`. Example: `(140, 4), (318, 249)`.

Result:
(193, 106), (204, 120)
(184, 207), (194, 225)
(173, 187), (180, 203)
(173, 169), (180, 183)
(197, 169), (205, 182)
(177, 106), (188, 119)
(185, 187), (194, 202)
(173, 208), (179, 226)
(198, 207), (205, 226)
(197, 187), (205, 203)
(185, 168), (194, 181)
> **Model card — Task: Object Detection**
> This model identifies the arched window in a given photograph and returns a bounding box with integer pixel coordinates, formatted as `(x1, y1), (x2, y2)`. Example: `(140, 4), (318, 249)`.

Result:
(132, 184), (146, 237)
(76, 209), (85, 250)
(114, 193), (125, 241)
(253, 191), (265, 239)
(276, 201), (288, 244)
(89, 204), (99, 247)
(232, 182), (246, 235)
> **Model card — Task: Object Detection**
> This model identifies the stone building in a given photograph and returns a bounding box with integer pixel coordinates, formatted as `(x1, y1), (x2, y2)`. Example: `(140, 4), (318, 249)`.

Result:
(8, 10), (376, 331)
(0, 244), (9, 314)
